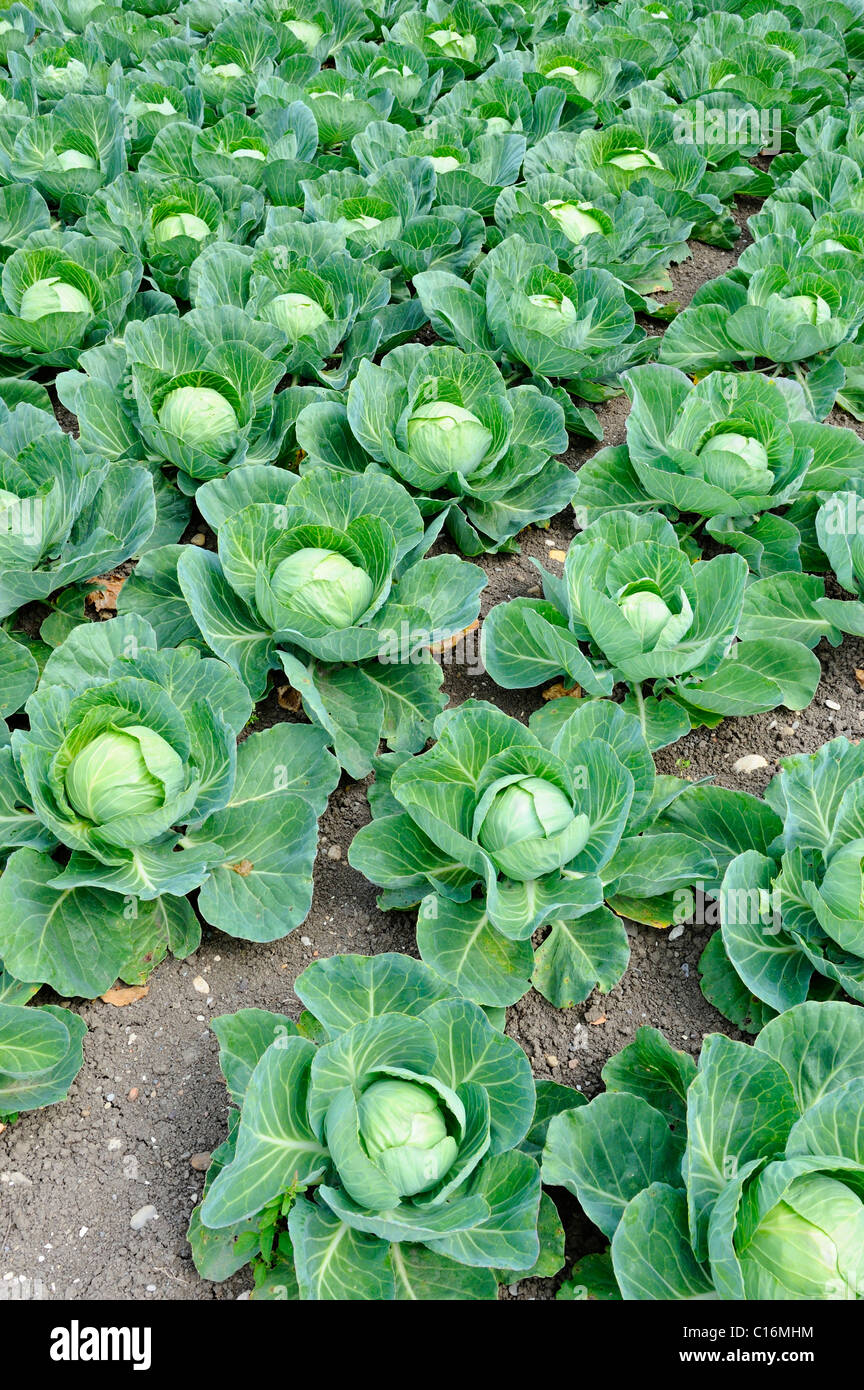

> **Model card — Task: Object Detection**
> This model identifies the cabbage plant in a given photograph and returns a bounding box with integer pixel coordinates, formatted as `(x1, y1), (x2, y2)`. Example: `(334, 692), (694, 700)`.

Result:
(119, 467), (485, 776)
(189, 225), (393, 388)
(336, 40), (444, 120)
(524, 114), (740, 249)
(7, 93), (125, 212)
(87, 169), (265, 301)
(349, 698), (717, 1007)
(688, 738), (864, 1028)
(494, 172), (695, 306)
(482, 510), (822, 749)
(574, 365), (864, 575)
(296, 342), (572, 554)
(545, 1002), (864, 1300)
(0, 227), (142, 369)
(0, 614), (339, 999)
(0, 399), (156, 629)
(659, 236), (864, 401)
(0, 963), (86, 1126)
(189, 951), (581, 1299)
(427, 58), (566, 148)
(57, 307), (301, 491)
(414, 233), (650, 411)
(352, 114), (525, 215)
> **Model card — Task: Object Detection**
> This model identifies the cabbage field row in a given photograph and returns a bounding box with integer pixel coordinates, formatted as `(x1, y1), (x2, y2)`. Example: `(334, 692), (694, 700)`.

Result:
(1, 0), (864, 1303)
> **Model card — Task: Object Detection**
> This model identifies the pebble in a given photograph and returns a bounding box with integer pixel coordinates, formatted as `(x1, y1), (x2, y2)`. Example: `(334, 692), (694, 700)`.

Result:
(544, 1054), (559, 1067)
(300, 935), (312, 946)
(189, 1152), (212, 1172)
(732, 754), (768, 774)
(668, 924), (685, 941)
(825, 699), (841, 711)
(128, 1087), (139, 1101)
(192, 976), (210, 994)
(0, 1172), (31, 1187)
(122, 1156), (140, 1181)
(326, 844), (342, 860)
(130, 1205), (158, 1231)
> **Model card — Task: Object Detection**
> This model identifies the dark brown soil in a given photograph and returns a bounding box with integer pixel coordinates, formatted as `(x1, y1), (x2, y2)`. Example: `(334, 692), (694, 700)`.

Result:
(4, 209), (864, 1304)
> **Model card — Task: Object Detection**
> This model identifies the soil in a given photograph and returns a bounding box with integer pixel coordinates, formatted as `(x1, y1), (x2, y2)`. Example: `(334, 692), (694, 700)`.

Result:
(4, 196), (864, 1305)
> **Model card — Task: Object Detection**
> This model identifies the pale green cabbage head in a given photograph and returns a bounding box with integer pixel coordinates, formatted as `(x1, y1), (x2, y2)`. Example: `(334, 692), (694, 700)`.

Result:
(406, 400), (492, 477)
(741, 1173), (864, 1299)
(65, 724), (185, 824)
(270, 546), (374, 627)
(428, 153), (462, 173)
(527, 291), (578, 328)
(697, 431), (774, 495)
(480, 776), (573, 855)
(618, 584), (675, 646)
(783, 293), (832, 325)
(428, 28), (477, 61)
(606, 146), (663, 171)
(42, 58), (89, 91)
(158, 386), (238, 451)
(357, 1079), (457, 1196)
(263, 291), (330, 340)
(342, 212), (381, 233)
(56, 148), (97, 172)
(152, 212), (211, 244)
(545, 64), (600, 99)
(19, 276), (93, 321)
(285, 18), (323, 50)
(543, 199), (605, 244)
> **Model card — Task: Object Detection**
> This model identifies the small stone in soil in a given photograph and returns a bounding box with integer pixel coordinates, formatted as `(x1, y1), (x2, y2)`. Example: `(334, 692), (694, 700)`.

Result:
(732, 754), (768, 774)
(130, 1205), (158, 1231)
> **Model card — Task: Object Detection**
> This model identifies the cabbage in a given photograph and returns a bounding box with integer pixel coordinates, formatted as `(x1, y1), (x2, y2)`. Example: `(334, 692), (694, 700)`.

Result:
(618, 584), (675, 645)
(270, 546), (374, 627)
(42, 58), (89, 92)
(545, 64), (600, 99)
(56, 148), (97, 172)
(527, 291), (578, 327)
(151, 213), (212, 244)
(427, 153), (462, 173)
(697, 431), (774, 494)
(406, 400), (492, 477)
(357, 1079), (457, 1196)
(342, 212), (381, 232)
(130, 96), (178, 118)
(262, 291), (330, 340)
(19, 277), (93, 321)
(428, 28), (477, 61)
(606, 146), (664, 171)
(478, 774), (586, 881)
(65, 724), (185, 824)
(741, 1173), (864, 1299)
(783, 293), (832, 325)
(285, 18), (323, 50)
(158, 386), (239, 452)
(543, 199), (605, 243)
